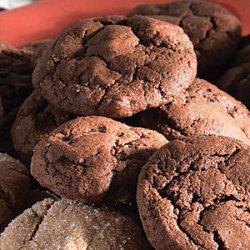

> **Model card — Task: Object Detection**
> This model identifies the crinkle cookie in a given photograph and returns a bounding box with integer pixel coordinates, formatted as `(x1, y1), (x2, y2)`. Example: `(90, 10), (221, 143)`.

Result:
(217, 64), (250, 110)
(20, 39), (52, 68)
(0, 198), (150, 250)
(137, 135), (250, 250)
(31, 116), (167, 206)
(128, 0), (242, 79)
(0, 153), (29, 230)
(0, 40), (33, 115)
(217, 37), (250, 110)
(11, 91), (74, 164)
(0, 108), (19, 156)
(140, 78), (250, 145)
(33, 15), (197, 118)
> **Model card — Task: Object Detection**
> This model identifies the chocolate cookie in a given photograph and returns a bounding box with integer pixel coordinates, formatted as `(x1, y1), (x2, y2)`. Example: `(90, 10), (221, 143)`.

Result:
(217, 64), (250, 110)
(239, 35), (250, 49)
(0, 153), (29, 231)
(0, 97), (3, 119)
(0, 40), (33, 115)
(11, 91), (74, 164)
(140, 78), (250, 145)
(230, 36), (250, 67)
(217, 36), (250, 110)
(20, 39), (51, 68)
(128, 0), (241, 79)
(137, 135), (250, 250)
(0, 198), (150, 250)
(0, 108), (19, 156)
(31, 116), (167, 206)
(33, 15), (197, 118)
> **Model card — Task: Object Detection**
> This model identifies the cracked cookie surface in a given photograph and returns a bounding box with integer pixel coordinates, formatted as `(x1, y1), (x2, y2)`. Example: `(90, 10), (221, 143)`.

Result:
(128, 0), (241, 80)
(0, 41), (33, 116)
(11, 91), (74, 164)
(217, 37), (250, 110)
(20, 40), (52, 68)
(137, 135), (250, 250)
(0, 198), (150, 250)
(31, 116), (167, 206)
(140, 78), (250, 145)
(0, 153), (29, 230)
(33, 15), (196, 118)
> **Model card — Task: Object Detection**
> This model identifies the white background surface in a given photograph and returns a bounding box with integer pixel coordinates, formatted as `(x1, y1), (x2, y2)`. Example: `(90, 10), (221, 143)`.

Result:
(0, 0), (34, 9)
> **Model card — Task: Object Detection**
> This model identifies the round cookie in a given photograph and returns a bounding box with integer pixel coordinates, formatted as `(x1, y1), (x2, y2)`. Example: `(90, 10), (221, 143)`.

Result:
(33, 15), (197, 118)
(140, 78), (250, 145)
(0, 153), (29, 230)
(0, 108), (19, 156)
(231, 40), (250, 67)
(0, 198), (150, 250)
(217, 36), (250, 110)
(31, 116), (168, 206)
(20, 39), (52, 68)
(137, 135), (250, 250)
(217, 63), (250, 110)
(128, 0), (242, 79)
(11, 91), (74, 164)
(239, 35), (250, 49)
(0, 40), (33, 115)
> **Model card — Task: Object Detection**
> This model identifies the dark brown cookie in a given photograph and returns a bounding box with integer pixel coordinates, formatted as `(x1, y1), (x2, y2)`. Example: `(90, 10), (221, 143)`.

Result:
(20, 39), (51, 68)
(11, 91), (74, 164)
(33, 15), (197, 118)
(231, 36), (250, 67)
(0, 40), (33, 115)
(137, 135), (250, 250)
(0, 97), (3, 119)
(140, 78), (250, 145)
(128, 0), (242, 80)
(31, 116), (167, 206)
(0, 153), (30, 231)
(0, 198), (150, 249)
(239, 35), (250, 49)
(0, 107), (19, 156)
(217, 34), (250, 110)
(217, 63), (250, 110)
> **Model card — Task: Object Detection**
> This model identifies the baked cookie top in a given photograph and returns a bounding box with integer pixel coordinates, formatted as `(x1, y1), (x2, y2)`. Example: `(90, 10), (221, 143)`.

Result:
(11, 91), (74, 164)
(33, 15), (197, 118)
(217, 37), (250, 110)
(0, 198), (150, 250)
(218, 63), (250, 110)
(0, 153), (29, 229)
(0, 40), (33, 115)
(129, 0), (241, 79)
(137, 135), (250, 250)
(31, 116), (167, 206)
(140, 78), (250, 145)
(20, 39), (52, 68)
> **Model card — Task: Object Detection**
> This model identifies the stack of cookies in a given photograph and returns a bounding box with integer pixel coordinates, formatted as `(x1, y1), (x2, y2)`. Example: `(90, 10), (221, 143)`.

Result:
(0, 1), (249, 249)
